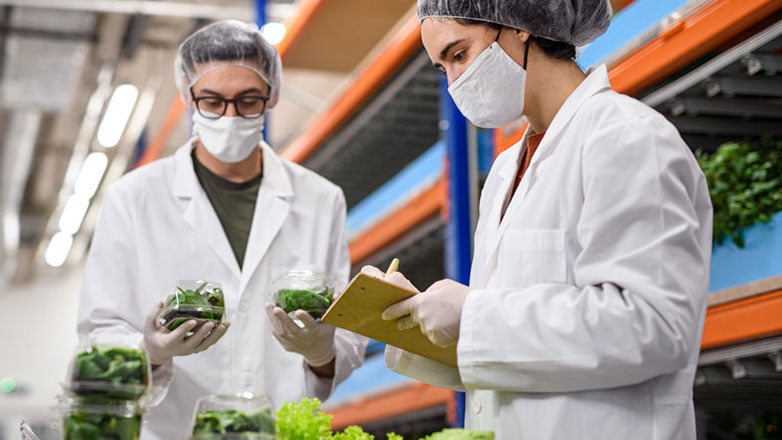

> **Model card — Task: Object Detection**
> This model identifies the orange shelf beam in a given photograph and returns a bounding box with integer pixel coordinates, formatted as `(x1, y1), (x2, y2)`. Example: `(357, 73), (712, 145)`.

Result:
(609, 0), (780, 96)
(134, 97), (185, 168)
(701, 289), (782, 350)
(276, 0), (326, 60)
(282, 13), (422, 164)
(349, 179), (445, 265)
(494, 0), (780, 153)
(326, 382), (455, 430)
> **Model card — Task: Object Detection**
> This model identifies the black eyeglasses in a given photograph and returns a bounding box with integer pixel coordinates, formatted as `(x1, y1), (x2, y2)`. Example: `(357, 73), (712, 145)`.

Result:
(190, 87), (270, 120)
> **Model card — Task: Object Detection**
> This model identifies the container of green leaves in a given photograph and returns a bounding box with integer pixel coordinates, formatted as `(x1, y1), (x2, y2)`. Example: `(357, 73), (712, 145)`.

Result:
(61, 397), (143, 440)
(158, 280), (226, 332)
(66, 343), (151, 401)
(269, 271), (341, 320)
(191, 394), (275, 440)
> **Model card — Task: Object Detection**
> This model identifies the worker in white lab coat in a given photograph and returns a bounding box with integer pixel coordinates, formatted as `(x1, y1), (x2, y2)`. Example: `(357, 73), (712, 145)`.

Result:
(362, 1), (713, 438)
(77, 20), (366, 439)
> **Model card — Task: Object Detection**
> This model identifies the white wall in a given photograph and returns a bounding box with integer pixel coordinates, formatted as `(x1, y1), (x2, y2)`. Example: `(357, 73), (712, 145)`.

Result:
(0, 263), (83, 438)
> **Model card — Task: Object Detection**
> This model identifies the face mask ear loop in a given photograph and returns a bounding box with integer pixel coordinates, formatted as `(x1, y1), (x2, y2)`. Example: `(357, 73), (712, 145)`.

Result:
(523, 36), (531, 70)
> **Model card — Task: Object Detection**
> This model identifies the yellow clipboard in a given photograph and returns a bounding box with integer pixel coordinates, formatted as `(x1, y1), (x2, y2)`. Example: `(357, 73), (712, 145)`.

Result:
(321, 273), (457, 367)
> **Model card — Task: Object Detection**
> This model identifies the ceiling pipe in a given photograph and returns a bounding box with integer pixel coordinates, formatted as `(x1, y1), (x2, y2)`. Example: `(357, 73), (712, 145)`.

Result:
(0, 0), (301, 21)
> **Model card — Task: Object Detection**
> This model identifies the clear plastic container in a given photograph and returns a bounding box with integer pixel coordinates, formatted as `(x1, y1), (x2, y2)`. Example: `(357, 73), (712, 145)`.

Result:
(157, 280), (226, 332)
(62, 397), (142, 440)
(191, 394), (275, 440)
(269, 271), (341, 320)
(65, 341), (151, 401)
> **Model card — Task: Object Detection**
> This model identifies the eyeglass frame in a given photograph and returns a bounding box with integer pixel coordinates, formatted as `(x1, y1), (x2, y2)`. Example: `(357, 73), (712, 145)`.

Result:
(189, 86), (271, 120)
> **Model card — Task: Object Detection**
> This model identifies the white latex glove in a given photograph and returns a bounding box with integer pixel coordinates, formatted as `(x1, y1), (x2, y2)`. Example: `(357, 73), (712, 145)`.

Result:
(142, 301), (230, 366)
(382, 279), (471, 348)
(265, 304), (336, 367)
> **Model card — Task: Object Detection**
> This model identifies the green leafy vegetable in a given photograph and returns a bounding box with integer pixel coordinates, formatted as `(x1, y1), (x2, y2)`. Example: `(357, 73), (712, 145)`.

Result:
(71, 347), (149, 400)
(274, 397), (430, 440)
(64, 409), (141, 440)
(275, 286), (333, 319)
(192, 407), (275, 437)
(422, 429), (494, 440)
(275, 397), (333, 440)
(160, 283), (225, 330)
(697, 140), (782, 247)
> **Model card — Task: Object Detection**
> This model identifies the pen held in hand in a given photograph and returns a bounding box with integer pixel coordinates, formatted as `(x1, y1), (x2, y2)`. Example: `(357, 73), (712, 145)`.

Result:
(385, 258), (400, 276)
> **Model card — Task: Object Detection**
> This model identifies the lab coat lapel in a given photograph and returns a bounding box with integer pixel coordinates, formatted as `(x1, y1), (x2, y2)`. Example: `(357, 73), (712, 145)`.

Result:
(479, 139), (526, 284)
(504, 65), (613, 220)
(239, 143), (292, 294)
(172, 141), (241, 276)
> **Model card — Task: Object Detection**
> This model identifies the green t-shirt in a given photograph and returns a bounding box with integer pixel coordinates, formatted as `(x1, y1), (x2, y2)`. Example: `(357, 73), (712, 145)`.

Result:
(192, 152), (261, 269)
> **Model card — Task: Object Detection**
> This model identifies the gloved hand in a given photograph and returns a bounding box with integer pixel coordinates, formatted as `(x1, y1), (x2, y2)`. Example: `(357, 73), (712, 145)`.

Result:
(142, 301), (230, 366)
(265, 304), (336, 367)
(360, 265), (421, 293)
(382, 279), (471, 348)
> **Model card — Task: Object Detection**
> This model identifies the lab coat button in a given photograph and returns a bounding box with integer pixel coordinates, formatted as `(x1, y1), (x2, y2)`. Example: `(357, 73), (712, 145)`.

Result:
(472, 400), (482, 414)
(239, 303), (248, 313)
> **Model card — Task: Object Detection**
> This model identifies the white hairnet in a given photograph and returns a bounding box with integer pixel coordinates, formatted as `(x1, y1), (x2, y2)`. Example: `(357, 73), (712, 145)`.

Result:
(417, 0), (611, 47)
(174, 20), (282, 108)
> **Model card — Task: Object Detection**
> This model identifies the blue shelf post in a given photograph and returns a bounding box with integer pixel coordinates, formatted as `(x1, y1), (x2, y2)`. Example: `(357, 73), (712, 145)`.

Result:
(255, 0), (269, 141)
(441, 76), (475, 428)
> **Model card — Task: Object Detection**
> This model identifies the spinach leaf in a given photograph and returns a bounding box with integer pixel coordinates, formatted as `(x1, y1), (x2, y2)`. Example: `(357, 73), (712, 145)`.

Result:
(275, 287), (334, 319)
(193, 407), (275, 435)
(71, 347), (148, 400)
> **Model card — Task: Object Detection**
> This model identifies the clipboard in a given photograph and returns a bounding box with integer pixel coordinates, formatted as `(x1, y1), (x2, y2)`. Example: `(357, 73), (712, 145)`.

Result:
(321, 273), (457, 367)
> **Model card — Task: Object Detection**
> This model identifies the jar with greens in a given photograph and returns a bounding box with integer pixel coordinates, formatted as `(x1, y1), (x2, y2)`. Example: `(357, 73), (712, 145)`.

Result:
(157, 280), (226, 332)
(66, 342), (151, 401)
(191, 394), (275, 440)
(62, 397), (142, 440)
(269, 271), (341, 320)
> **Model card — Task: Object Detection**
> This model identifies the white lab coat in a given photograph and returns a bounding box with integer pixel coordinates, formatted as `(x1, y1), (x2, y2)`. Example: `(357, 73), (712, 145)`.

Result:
(78, 141), (367, 440)
(386, 65), (712, 439)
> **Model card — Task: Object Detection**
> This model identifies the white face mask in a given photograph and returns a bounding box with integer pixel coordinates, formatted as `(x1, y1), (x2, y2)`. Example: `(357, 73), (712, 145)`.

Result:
(192, 112), (264, 163)
(447, 41), (526, 128)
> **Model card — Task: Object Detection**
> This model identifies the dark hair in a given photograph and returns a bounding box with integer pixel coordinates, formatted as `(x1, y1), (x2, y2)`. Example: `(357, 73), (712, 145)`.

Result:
(452, 18), (576, 61)
(529, 36), (576, 61)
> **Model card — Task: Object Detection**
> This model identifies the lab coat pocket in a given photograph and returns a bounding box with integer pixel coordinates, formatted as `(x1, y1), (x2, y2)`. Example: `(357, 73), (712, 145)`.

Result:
(498, 228), (567, 286)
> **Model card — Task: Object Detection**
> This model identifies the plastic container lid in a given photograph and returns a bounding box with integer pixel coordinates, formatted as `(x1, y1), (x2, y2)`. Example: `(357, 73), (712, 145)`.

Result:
(191, 394), (275, 439)
(269, 271), (342, 320)
(157, 280), (226, 332)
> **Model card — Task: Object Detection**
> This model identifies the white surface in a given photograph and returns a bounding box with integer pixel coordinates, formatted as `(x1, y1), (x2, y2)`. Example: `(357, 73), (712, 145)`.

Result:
(0, 263), (82, 436)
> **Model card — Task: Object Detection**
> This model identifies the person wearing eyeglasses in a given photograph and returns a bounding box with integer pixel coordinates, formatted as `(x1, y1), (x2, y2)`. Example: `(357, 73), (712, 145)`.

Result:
(76, 20), (366, 439)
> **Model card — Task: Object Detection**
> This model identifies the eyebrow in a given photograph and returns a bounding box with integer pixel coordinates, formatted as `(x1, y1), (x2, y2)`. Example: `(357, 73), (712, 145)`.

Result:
(196, 87), (267, 96)
(432, 39), (465, 69)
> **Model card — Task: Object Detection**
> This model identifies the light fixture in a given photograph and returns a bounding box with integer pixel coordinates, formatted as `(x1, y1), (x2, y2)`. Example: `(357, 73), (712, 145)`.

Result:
(58, 194), (90, 236)
(44, 231), (74, 267)
(261, 22), (287, 45)
(73, 152), (109, 199)
(96, 83), (138, 148)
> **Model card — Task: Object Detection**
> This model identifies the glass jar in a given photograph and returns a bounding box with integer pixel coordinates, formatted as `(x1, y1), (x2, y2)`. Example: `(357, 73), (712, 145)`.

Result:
(269, 271), (341, 320)
(65, 339), (151, 401)
(157, 280), (226, 333)
(62, 397), (142, 440)
(191, 394), (275, 440)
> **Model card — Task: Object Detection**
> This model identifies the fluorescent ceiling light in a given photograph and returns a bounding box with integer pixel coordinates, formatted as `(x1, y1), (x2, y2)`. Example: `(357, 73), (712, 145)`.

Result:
(261, 22), (286, 45)
(58, 194), (90, 235)
(44, 231), (73, 267)
(96, 83), (138, 148)
(73, 152), (108, 199)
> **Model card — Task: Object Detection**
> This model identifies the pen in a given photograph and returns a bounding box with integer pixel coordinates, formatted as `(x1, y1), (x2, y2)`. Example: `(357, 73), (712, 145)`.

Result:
(385, 258), (400, 276)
